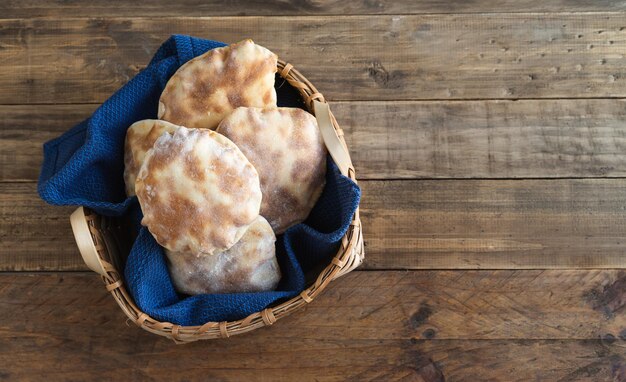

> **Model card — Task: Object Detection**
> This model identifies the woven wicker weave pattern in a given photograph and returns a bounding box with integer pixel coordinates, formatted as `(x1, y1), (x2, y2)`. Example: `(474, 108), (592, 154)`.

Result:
(73, 61), (364, 343)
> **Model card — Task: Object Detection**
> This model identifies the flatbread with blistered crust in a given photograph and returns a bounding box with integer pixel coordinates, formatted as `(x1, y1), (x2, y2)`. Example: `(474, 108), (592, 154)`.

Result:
(217, 107), (327, 233)
(166, 216), (281, 295)
(123, 119), (181, 196)
(158, 39), (277, 129)
(136, 128), (262, 255)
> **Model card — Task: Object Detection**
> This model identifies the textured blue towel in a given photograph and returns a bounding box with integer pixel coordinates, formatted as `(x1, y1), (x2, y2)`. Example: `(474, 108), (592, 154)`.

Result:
(38, 35), (361, 325)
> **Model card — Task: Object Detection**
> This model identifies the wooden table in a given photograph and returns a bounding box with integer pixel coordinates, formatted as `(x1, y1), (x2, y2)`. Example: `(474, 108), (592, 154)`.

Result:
(2, 1), (626, 380)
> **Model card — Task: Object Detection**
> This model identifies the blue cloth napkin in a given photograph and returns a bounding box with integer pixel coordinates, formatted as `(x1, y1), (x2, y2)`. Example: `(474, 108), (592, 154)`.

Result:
(38, 35), (361, 325)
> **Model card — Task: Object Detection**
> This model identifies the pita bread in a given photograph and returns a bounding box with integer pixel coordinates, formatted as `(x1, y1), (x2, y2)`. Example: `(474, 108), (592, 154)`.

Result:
(166, 216), (281, 295)
(136, 127), (262, 255)
(217, 107), (327, 233)
(123, 119), (181, 196)
(158, 39), (277, 129)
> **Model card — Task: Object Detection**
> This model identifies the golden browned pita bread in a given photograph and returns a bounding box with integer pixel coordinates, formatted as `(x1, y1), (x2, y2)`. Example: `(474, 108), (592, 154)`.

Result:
(166, 216), (281, 295)
(158, 39), (277, 129)
(217, 107), (327, 233)
(136, 128), (262, 255)
(123, 119), (181, 196)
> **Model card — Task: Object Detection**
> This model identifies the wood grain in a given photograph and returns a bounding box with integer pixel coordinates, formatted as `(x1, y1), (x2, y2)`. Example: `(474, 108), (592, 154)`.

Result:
(0, 105), (95, 182)
(362, 178), (626, 269)
(0, 183), (79, 271)
(335, 98), (626, 179)
(5, 179), (626, 271)
(6, 99), (626, 181)
(1, 272), (626, 381)
(1, 14), (625, 104)
(266, 269), (626, 340)
(3, 0), (626, 18)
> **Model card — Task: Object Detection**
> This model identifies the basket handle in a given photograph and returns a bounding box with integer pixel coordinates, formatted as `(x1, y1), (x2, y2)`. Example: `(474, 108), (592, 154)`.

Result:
(70, 206), (107, 276)
(313, 101), (354, 178)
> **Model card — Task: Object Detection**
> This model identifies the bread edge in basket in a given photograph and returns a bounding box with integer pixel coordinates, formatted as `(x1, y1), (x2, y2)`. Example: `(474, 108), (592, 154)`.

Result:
(69, 60), (364, 343)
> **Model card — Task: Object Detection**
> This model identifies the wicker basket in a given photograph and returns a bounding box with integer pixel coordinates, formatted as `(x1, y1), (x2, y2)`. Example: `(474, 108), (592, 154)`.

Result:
(69, 60), (364, 343)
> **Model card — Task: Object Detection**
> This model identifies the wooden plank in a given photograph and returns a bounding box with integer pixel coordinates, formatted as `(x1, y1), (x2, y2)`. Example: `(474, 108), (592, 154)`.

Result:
(362, 179), (626, 269)
(8, 270), (626, 341)
(0, 104), (95, 182)
(334, 98), (626, 179)
(0, 272), (625, 381)
(3, 339), (623, 382)
(276, 269), (626, 340)
(0, 183), (80, 271)
(6, 99), (626, 182)
(3, 0), (626, 18)
(4, 180), (626, 271)
(1, 14), (625, 104)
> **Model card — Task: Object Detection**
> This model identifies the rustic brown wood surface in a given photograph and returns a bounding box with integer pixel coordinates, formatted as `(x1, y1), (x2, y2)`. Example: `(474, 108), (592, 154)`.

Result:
(1, 272), (626, 381)
(7, 99), (626, 181)
(2, 14), (626, 104)
(3, 0), (626, 18)
(5, 180), (626, 271)
(2, 1), (626, 381)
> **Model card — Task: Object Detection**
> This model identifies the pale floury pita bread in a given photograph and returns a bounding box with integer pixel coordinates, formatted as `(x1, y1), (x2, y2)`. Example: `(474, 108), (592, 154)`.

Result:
(123, 119), (181, 196)
(158, 39), (278, 129)
(166, 216), (281, 295)
(136, 127), (262, 255)
(217, 107), (327, 233)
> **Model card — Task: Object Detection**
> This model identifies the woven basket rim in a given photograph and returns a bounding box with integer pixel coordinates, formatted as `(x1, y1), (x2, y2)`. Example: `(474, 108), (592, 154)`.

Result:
(80, 60), (364, 343)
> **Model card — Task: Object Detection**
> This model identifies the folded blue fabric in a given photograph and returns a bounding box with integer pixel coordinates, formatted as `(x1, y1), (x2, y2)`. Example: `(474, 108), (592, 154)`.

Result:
(38, 35), (361, 325)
